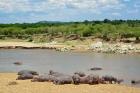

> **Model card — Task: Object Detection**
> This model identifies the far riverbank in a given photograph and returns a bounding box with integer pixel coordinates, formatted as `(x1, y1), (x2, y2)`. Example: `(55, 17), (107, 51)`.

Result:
(0, 40), (140, 54)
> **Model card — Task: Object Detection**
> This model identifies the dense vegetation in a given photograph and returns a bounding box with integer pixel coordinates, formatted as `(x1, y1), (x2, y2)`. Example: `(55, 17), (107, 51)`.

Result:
(0, 19), (140, 42)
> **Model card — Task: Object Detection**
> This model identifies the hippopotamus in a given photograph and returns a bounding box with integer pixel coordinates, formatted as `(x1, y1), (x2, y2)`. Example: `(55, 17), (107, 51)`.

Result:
(102, 76), (122, 84)
(53, 75), (73, 85)
(72, 74), (103, 85)
(13, 62), (22, 65)
(131, 80), (140, 85)
(48, 70), (73, 85)
(18, 70), (39, 75)
(17, 73), (33, 80)
(49, 70), (65, 77)
(72, 74), (81, 84)
(31, 75), (56, 82)
(90, 67), (102, 71)
(74, 72), (86, 77)
(72, 74), (89, 85)
(87, 74), (101, 85)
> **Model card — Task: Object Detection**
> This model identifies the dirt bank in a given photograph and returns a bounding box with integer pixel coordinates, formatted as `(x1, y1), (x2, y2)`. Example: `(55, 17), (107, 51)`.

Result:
(0, 41), (140, 54)
(0, 73), (140, 93)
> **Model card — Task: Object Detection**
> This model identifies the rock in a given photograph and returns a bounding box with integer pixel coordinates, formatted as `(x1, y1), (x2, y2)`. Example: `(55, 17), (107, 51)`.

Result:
(56, 47), (70, 52)
(90, 42), (137, 54)
(91, 42), (103, 49)
(127, 45), (135, 50)
(120, 45), (129, 51)
(117, 44), (135, 54)
(49, 41), (57, 45)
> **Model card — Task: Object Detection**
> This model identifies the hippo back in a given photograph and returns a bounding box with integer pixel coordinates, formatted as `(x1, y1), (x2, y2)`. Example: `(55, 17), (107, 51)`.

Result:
(74, 72), (86, 77)
(18, 70), (38, 75)
(53, 75), (73, 85)
(17, 73), (33, 80)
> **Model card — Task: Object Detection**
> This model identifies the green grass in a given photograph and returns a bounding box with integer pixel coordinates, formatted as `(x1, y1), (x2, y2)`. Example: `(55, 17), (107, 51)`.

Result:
(0, 20), (140, 42)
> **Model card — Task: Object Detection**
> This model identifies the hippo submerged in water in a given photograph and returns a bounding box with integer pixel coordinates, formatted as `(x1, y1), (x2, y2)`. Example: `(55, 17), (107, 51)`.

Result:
(48, 70), (65, 77)
(89, 67), (102, 71)
(13, 62), (22, 65)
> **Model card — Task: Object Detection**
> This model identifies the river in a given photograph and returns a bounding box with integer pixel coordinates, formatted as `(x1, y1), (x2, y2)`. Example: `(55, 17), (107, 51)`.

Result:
(0, 49), (140, 87)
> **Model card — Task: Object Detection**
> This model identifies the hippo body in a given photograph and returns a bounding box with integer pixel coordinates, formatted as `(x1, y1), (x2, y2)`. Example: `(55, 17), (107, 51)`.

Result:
(72, 74), (89, 84)
(17, 73), (33, 80)
(87, 74), (100, 85)
(18, 70), (39, 75)
(72, 74), (106, 85)
(32, 75), (56, 82)
(49, 70), (65, 77)
(53, 75), (73, 85)
(102, 76), (118, 84)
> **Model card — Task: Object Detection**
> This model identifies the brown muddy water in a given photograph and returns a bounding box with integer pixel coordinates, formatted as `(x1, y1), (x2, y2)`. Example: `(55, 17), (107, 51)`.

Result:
(0, 49), (140, 87)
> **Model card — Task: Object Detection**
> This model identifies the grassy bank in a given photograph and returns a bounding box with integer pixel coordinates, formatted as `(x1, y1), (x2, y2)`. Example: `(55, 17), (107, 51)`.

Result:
(0, 20), (140, 43)
(0, 73), (140, 93)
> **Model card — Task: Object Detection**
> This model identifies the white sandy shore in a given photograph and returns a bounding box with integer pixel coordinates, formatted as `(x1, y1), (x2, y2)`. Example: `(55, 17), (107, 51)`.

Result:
(0, 41), (140, 54)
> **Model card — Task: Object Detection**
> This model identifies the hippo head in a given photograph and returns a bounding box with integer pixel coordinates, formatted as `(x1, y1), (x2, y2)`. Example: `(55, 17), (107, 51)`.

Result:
(74, 72), (86, 77)
(72, 74), (80, 84)
(49, 70), (54, 75)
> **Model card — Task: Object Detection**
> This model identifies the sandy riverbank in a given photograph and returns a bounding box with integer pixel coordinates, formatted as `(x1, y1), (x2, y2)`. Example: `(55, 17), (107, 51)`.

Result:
(0, 73), (140, 93)
(0, 41), (90, 52)
(0, 41), (67, 49)
(0, 41), (140, 53)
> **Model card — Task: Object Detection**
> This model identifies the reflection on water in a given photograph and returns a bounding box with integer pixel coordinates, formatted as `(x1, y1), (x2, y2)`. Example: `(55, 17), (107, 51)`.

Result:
(0, 49), (140, 87)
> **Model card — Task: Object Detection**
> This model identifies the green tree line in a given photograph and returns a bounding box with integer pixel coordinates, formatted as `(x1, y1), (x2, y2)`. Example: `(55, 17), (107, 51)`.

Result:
(0, 19), (140, 41)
